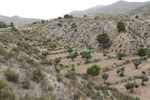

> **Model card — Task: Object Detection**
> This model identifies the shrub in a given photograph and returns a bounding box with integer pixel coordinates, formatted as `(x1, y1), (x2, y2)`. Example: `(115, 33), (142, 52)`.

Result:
(22, 78), (31, 89)
(116, 52), (126, 60)
(42, 51), (49, 56)
(80, 51), (91, 61)
(96, 33), (110, 48)
(65, 71), (76, 80)
(137, 48), (146, 56)
(117, 21), (126, 32)
(0, 47), (6, 56)
(0, 80), (16, 100)
(67, 52), (78, 61)
(117, 67), (125, 77)
(56, 74), (63, 82)
(87, 64), (101, 80)
(4, 69), (19, 83)
(32, 67), (44, 83)
(73, 92), (80, 100)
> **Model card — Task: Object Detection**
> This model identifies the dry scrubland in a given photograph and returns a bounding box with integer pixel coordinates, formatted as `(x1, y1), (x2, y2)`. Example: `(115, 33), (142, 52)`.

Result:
(1, 6), (150, 100)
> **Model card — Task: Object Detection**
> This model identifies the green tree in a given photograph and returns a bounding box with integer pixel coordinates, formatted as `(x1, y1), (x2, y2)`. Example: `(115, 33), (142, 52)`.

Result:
(140, 75), (149, 86)
(64, 14), (73, 18)
(117, 21), (125, 32)
(117, 67), (125, 77)
(102, 73), (109, 84)
(87, 64), (101, 80)
(133, 59), (142, 69)
(0, 21), (8, 28)
(116, 52), (126, 60)
(125, 82), (139, 93)
(67, 52), (78, 61)
(96, 33), (110, 48)
(137, 48), (146, 56)
(10, 22), (14, 28)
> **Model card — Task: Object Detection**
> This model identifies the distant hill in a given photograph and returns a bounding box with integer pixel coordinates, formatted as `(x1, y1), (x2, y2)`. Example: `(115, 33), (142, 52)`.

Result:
(70, 0), (146, 17)
(128, 2), (150, 17)
(70, 5), (104, 17)
(0, 15), (41, 26)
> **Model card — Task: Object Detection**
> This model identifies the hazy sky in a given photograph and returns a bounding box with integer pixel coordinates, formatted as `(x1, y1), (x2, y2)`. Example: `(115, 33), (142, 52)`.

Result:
(0, 0), (149, 19)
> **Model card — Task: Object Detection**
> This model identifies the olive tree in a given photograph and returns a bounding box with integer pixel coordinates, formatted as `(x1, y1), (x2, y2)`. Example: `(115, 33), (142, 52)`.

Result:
(102, 73), (109, 84)
(124, 82), (139, 93)
(140, 75), (149, 86)
(133, 59), (142, 69)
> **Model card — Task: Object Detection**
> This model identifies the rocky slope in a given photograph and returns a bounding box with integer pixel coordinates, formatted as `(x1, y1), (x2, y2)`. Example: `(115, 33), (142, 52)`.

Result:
(33, 14), (150, 55)
(0, 27), (139, 100)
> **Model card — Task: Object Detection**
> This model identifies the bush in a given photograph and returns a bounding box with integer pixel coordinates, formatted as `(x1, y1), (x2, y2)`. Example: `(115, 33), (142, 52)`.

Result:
(0, 47), (6, 56)
(117, 67), (125, 77)
(96, 33), (110, 48)
(0, 80), (16, 100)
(22, 78), (31, 89)
(117, 52), (126, 60)
(80, 51), (91, 61)
(32, 67), (44, 83)
(42, 51), (49, 56)
(67, 52), (78, 61)
(137, 48), (146, 56)
(4, 69), (19, 83)
(117, 21), (125, 32)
